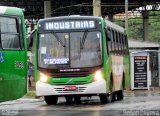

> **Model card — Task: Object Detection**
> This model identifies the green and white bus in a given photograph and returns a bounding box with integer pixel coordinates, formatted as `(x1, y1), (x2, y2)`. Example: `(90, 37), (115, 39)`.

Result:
(0, 6), (27, 102)
(30, 16), (130, 104)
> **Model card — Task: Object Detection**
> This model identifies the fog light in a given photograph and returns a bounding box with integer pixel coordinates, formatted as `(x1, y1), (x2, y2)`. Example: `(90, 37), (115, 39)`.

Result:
(40, 72), (48, 83)
(94, 70), (103, 81)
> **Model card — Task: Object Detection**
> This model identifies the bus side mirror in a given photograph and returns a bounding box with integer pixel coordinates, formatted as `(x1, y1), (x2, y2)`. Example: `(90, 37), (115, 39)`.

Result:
(107, 30), (111, 41)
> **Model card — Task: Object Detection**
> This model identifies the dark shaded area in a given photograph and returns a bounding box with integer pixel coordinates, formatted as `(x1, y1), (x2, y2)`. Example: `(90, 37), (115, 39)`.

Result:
(0, 0), (158, 19)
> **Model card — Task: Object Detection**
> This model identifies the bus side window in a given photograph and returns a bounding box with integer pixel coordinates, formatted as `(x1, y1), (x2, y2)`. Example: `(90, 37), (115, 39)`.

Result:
(105, 27), (112, 53)
(121, 34), (125, 54)
(18, 18), (24, 50)
(119, 33), (123, 55)
(0, 17), (20, 50)
(112, 29), (116, 53)
(115, 31), (119, 54)
(117, 32), (121, 54)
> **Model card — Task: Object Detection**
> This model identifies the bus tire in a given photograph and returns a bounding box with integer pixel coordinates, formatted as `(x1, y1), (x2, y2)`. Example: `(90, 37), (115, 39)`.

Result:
(44, 95), (58, 105)
(117, 90), (123, 100)
(65, 96), (73, 104)
(74, 96), (81, 104)
(99, 94), (108, 104)
(107, 92), (116, 102)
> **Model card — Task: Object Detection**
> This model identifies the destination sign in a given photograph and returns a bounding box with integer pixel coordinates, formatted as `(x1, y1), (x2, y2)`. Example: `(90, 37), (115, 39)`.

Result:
(44, 20), (95, 30)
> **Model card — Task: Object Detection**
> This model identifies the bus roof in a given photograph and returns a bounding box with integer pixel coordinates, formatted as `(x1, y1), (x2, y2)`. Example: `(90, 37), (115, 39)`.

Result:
(38, 15), (102, 23)
(105, 19), (125, 33)
(0, 6), (23, 16)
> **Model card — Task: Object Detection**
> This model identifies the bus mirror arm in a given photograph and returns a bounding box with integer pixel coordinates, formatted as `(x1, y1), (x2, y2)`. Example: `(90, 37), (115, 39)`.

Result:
(27, 29), (36, 50)
(28, 36), (33, 50)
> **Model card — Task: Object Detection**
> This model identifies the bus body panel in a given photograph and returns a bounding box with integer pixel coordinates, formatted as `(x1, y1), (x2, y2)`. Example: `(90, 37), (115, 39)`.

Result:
(111, 55), (123, 91)
(0, 51), (27, 101)
(36, 80), (106, 96)
(0, 6), (27, 102)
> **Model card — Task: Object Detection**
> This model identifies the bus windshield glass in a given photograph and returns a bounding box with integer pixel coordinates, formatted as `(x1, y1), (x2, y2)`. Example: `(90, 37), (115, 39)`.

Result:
(38, 31), (102, 69)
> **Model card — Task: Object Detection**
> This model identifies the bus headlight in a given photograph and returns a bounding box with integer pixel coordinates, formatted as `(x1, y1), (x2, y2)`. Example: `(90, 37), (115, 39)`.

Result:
(94, 70), (103, 81)
(39, 72), (48, 83)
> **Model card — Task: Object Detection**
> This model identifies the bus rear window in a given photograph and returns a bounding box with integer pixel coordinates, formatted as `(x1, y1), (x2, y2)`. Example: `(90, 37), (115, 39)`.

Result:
(0, 17), (20, 50)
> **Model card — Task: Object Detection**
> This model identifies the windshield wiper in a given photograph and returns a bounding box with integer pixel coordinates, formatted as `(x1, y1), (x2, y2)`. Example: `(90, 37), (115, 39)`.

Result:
(52, 31), (66, 47)
(80, 30), (88, 49)
(78, 30), (88, 59)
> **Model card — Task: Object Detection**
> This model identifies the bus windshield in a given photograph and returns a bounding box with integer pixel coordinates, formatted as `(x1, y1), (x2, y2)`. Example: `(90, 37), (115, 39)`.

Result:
(38, 31), (102, 69)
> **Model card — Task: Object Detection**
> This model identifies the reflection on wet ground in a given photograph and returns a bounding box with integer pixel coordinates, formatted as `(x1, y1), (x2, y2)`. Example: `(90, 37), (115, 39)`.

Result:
(0, 88), (160, 116)
(126, 89), (160, 97)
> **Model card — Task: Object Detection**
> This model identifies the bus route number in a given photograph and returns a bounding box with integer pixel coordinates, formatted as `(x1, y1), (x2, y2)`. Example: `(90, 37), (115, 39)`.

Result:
(15, 61), (24, 69)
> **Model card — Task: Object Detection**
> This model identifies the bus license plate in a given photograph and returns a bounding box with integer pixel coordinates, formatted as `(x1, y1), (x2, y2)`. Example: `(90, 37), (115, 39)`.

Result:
(65, 86), (77, 91)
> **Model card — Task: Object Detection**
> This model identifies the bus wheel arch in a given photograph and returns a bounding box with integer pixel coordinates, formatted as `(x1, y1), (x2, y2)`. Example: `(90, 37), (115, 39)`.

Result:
(99, 94), (108, 104)
(108, 73), (116, 102)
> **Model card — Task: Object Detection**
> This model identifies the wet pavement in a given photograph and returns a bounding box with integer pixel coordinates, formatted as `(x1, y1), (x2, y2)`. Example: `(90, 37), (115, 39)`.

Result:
(0, 89), (160, 116)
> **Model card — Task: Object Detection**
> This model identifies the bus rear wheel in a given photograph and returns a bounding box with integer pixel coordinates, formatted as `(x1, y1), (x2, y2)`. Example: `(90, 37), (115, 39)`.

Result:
(44, 95), (58, 105)
(117, 90), (123, 100)
(65, 96), (73, 104)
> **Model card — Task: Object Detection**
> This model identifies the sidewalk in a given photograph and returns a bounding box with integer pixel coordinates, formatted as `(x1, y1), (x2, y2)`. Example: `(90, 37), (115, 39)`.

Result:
(124, 87), (160, 97)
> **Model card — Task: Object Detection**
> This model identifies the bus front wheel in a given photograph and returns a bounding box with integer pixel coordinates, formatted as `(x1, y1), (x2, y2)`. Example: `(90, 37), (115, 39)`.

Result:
(99, 94), (108, 104)
(74, 96), (81, 104)
(65, 96), (73, 104)
(44, 95), (58, 105)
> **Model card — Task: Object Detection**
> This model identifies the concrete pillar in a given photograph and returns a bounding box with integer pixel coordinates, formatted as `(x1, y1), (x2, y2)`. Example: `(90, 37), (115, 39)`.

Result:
(125, 0), (128, 32)
(158, 48), (160, 87)
(142, 10), (149, 41)
(93, 0), (101, 16)
(44, 0), (51, 18)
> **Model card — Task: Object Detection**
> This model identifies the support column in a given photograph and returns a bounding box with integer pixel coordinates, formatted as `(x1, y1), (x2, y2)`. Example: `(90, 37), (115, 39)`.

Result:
(125, 0), (128, 32)
(44, 0), (51, 18)
(158, 48), (160, 87)
(142, 10), (149, 41)
(93, 0), (101, 16)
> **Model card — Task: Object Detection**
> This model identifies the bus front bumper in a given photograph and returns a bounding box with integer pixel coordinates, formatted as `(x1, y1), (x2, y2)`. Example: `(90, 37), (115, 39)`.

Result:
(36, 80), (106, 96)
